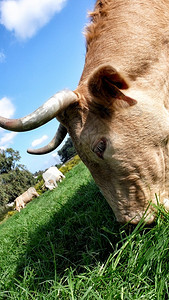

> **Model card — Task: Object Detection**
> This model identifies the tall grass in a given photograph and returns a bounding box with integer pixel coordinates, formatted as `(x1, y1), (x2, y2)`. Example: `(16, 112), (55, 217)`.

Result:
(0, 162), (169, 299)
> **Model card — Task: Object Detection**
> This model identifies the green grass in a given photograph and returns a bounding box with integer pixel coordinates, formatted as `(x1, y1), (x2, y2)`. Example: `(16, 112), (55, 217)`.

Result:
(0, 162), (169, 299)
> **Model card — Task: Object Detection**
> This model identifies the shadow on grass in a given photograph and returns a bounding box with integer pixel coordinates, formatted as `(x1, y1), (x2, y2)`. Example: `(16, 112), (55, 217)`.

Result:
(14, 180), (121, 287)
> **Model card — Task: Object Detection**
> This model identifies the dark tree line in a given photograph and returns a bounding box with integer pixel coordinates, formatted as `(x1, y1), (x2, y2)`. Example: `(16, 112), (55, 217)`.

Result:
(58, 137), (76, 163)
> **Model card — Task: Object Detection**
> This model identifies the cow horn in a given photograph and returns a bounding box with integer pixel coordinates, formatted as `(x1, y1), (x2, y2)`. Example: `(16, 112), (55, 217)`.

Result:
(27, 123), (67, 155)
(0, 90), (77, 132)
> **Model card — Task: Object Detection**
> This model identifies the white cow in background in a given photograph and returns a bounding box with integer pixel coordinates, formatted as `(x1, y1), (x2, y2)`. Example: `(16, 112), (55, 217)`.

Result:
(42, 166), (65, 190)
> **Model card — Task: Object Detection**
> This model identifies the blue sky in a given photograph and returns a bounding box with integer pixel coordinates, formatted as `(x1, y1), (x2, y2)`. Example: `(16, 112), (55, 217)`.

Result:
(0, 0), (95, 173)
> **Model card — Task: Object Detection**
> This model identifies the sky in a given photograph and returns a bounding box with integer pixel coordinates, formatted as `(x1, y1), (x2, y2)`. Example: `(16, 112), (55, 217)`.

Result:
(0, 0), (95, 173)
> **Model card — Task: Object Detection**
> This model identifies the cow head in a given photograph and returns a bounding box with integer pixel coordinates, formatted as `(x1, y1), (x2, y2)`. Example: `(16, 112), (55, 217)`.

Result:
(62, 65), (169, 224)
(1, 63), (169, 224)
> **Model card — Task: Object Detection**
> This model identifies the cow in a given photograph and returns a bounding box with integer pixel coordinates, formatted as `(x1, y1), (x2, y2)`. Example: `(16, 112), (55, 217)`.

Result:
(0, 0), (169, 223)
(14, 187), (39, 212)
(42, 166), (65, 190)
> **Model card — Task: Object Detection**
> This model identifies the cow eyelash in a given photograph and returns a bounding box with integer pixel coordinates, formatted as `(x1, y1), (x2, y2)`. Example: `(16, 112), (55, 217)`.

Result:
(93, 138), (107, 159)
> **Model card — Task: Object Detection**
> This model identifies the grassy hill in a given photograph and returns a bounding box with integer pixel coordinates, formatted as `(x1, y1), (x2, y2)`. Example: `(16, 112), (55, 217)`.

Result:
(0, 162), (169, 299)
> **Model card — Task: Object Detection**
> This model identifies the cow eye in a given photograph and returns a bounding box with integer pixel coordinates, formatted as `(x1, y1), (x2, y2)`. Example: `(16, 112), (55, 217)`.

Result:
(93, 138), (107, 159)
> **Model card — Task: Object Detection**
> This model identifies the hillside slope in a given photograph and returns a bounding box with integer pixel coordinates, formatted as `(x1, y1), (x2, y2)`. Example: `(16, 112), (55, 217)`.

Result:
(0, 162), (169, 299)
(0, 162), (115, 297)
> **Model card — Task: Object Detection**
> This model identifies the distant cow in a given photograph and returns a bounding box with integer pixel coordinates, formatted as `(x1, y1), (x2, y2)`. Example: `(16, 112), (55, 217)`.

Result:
(15, 187), (39, 212)
(42, 166), (65, 190)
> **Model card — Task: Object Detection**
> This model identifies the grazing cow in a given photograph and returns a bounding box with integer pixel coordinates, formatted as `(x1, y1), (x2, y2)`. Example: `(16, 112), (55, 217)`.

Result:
(15, 187), (39, 212)
(1, 0), (169, 223)
(42, 166), (65, 190)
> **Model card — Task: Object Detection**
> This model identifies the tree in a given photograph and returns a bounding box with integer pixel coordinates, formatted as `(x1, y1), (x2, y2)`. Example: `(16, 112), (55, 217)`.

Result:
(0, 148), (36, 208)
(0, 148), (21, 174)
(58, 137), (76, 163)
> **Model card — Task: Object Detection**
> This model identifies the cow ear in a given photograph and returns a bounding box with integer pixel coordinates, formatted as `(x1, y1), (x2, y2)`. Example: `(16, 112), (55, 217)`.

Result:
(88, 65), (137, 110)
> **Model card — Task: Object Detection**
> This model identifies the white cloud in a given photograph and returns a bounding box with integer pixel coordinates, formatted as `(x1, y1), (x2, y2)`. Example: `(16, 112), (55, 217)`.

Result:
(0, 97), (15, 118)
(0, 132), (17, 145)
(0, 51), (5, 63)
(0, 0), (67, 40)
(52, 152), (58, 158)
(0, 132), (18, 149)
(0, 97), (17, 148)
(31, 135), (48, 147)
